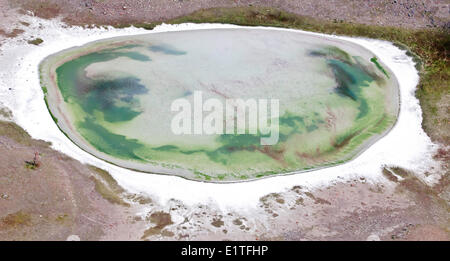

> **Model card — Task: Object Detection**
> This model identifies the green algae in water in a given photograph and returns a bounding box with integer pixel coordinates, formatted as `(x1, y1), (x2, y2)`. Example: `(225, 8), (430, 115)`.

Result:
(370, 56), (390, 78)
(82, 77), (148, 123)
(77, 117), (143, 160)
(42, 29), (398, 181)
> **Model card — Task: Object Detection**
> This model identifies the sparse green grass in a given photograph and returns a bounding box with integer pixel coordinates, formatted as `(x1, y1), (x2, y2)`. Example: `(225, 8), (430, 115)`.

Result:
(88, 166), (131, 206)
(25, 161), (39, 170)
(28, 38), (43, 45)
(43, 97), (58, 124)
(0, 121), (36, 146)
(89, 175), (129, 207)
(55, 214), (68, 223)
(1, 211), (31, 228)
(116, 22), (159, 30)
(88, 165), (124, 193)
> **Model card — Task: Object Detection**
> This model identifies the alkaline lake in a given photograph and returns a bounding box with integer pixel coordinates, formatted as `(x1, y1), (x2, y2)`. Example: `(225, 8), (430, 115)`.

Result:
(40, 28), (399, 181)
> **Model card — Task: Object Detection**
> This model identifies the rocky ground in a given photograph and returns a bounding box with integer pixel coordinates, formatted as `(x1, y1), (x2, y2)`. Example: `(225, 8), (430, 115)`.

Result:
(0, 0), (448, 241)
(6, 0), (450, 29)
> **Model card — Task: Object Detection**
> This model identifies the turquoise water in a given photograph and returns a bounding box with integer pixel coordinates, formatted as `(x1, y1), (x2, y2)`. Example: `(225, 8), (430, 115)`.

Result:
(42, 29), (398, 181)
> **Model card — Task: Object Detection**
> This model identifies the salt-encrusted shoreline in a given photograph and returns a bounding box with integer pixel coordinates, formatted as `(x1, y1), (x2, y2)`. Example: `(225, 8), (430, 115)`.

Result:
(39, 25), (399, 182)
(0, 16), (441, 210)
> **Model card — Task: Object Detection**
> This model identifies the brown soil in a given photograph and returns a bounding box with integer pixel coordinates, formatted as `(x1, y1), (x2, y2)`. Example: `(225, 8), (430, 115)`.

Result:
(406, 224), (449, 240)
(7, 0), (450, 29)
(0, 121), (133, 240)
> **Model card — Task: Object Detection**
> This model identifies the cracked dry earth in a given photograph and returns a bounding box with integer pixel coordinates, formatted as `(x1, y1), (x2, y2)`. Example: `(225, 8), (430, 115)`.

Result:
(0, 0), (449, 241)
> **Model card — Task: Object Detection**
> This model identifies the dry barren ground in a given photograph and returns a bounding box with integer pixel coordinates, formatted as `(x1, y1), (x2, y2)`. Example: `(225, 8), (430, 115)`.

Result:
(8, 0), (450, 29)
(1, 118), (448, 240)
(0, 0), (449, 241)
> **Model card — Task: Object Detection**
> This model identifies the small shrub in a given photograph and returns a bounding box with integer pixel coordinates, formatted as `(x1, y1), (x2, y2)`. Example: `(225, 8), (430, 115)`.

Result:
(28, 38), (44, 45)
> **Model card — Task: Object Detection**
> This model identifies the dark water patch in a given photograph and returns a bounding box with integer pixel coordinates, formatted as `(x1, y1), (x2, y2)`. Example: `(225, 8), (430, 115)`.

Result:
(310, 46), (388, 119)
(77, 117), (143, 160)
(148, 44), (187, 55)
(83, 77), (148, 123)
(309, 46), (353, 64)
(153, 145), (179, 151)
(370, 57), (390, 78)
(327, 59), (372, 119)
(56, 47), (150, 103)
(306, 124), (318, 132)
(279, 113), (304, 128)
(182, 90), (192, 97)
(308, 46), (378, 119)
(148, 111), (323, 165)
(217, 133), (261, 149)
(54, 45), (152, 163)
(102, 44), (151, 61)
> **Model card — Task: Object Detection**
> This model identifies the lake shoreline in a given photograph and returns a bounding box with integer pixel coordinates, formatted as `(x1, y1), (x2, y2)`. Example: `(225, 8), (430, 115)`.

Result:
(0, 18), (441, 208)
(39, 26), (400, 182)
